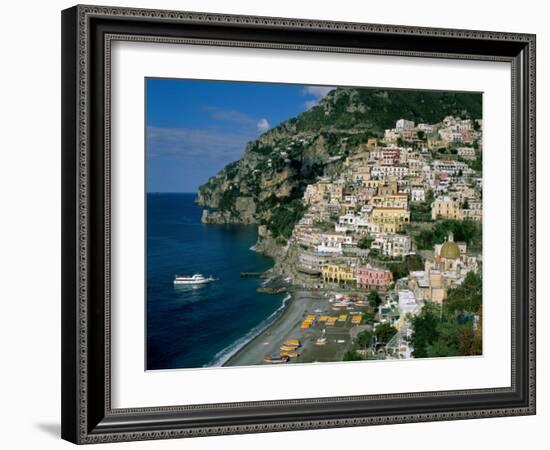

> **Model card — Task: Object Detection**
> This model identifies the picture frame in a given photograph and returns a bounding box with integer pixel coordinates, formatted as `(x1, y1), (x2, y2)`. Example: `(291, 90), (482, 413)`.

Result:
(61, 4), (536, 444)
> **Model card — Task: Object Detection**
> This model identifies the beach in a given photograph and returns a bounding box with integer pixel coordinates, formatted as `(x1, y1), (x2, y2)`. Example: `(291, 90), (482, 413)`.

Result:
(224, 289), (360, 367)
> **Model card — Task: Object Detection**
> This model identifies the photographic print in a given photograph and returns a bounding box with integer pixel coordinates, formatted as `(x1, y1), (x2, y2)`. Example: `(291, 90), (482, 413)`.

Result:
(145, 79), (483, 371)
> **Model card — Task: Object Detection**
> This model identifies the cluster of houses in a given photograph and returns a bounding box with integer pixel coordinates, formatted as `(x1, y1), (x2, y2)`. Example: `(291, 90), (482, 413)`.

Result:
(384, 115), (482, 149)
(288, 116), (483, 314)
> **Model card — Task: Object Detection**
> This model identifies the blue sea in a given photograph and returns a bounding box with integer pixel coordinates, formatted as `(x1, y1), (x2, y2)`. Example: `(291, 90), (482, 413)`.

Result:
(146, 193), (286, 370)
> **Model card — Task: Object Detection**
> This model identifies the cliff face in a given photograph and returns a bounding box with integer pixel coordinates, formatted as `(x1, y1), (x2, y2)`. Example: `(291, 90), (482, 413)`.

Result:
(197, 87), (482, 245)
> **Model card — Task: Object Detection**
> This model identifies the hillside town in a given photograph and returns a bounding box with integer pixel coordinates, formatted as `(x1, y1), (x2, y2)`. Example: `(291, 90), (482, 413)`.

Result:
(253, 115), (484, 363)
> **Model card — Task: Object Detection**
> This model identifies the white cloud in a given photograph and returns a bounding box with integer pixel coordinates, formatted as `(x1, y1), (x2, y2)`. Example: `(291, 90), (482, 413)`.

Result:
(146, 126), (254, 161)
(303, 86), (334, 99)
(203, 106), (270, 135)
(304, 99), (319, 110)
(203, 106), (257, 128)
(302, 85), (335, 109)
(256, 118), (270, 133)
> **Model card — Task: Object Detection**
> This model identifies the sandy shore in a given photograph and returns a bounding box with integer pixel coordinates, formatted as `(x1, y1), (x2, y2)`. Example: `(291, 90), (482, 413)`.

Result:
(224, 289), (361, 367)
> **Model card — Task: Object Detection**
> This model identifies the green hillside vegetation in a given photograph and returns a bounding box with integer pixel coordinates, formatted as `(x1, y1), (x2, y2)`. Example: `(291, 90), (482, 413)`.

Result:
(414, 219), (482, 252)
(294, 89), (482, 133)
(263, 199), (306, 240)
(411, 271), (482, 358)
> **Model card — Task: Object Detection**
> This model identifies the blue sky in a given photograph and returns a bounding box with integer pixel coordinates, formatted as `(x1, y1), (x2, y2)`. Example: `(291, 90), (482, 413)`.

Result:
(146, 78), (333, 192)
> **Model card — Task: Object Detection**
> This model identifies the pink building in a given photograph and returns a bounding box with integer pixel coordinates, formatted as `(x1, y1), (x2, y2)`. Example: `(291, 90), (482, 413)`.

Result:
(356, 267), (394, 290)
(371, 148), (401, 166)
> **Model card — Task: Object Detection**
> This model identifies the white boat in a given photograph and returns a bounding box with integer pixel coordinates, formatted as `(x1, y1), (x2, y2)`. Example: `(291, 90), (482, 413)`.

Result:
(315, 329), (327, 346)
(315, 337), (327, 346)
(173, 273), (215, 285)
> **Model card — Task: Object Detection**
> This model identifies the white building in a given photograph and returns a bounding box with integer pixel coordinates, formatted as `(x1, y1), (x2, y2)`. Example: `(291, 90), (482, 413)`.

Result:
(433, 160), (469, 176)
(396, 119), (415, 132)
(294, 227), (321, 248)
(384, 129), (400, 143)
(411, 188), (426, 202)
(316, 233), (353, 255)
(417, 123), (435, 134)
(371, 165), (409, 179)
(457, 147), (477, 159)
(371, 234), (412, 258)
(338, 212), (357, 225)
(398, 290), (421, 315)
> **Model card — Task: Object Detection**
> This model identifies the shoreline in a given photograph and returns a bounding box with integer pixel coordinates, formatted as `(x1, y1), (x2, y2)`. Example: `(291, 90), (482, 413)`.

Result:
(222, 289), (298, 367)
(206, 291), (292, 367)
(223, 288), (351, 367)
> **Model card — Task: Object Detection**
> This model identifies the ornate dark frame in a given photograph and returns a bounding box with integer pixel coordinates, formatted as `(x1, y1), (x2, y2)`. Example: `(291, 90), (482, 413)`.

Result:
(61, 4), (536, 445)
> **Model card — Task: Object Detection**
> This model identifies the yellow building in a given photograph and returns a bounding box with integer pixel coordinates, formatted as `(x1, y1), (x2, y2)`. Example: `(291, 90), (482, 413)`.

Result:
(363, 179), (383, 189)
(427, 138), (447, 150)
(431, 196), (460, 220)
(322, 264), (355, 284)
(378, 181), (398, 196)
(369, 193), (409, 209)
(303, 182), (329, 205)
(371, 207), (410, 233)
(366, 138), (378, 148)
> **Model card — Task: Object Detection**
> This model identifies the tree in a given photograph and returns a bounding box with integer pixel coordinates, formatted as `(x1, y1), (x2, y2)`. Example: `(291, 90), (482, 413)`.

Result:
(267, 200), (306, 239)
(356, 330), (374, 349)
(343, 350), (363, 361)
(314, 220), (334, 232)
(374, 323), (398, 344)
(426, 321), (465, 357)
(470, 153), (482, 172)
(414, 219), (482, 252)
(445, 271), (482, 315)
(368, 248), (380, 259)
(368, 290), (381, 308)
(363, 310), (376, 323)
(415, 229), (435, 250)
(425, 188), (435, 204)
(357, 235), (374, 249)
(387, 254), (424, 280)
(411, 273), (482, 359)
(410, 201), (432, 222)
(457, 319), (482, 356)
(410, 303), (441, 358)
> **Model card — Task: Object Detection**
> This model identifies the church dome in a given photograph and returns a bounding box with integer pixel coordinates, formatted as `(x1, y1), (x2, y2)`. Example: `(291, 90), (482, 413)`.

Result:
(440, 232), (460, 259)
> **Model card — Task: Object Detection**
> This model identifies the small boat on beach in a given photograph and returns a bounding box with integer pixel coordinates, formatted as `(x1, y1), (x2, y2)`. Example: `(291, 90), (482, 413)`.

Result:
(263, 354), (289, 364)
(279, 350), (298, 358)
(280, 345), (296, 352)
(283, 339), (301, 348)
(315, 337), (327, 346)
(173, 273), (215, 285)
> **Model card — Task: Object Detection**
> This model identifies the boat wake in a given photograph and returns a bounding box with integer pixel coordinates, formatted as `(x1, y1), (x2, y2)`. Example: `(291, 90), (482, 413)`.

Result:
(205, 293), (292, 368)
